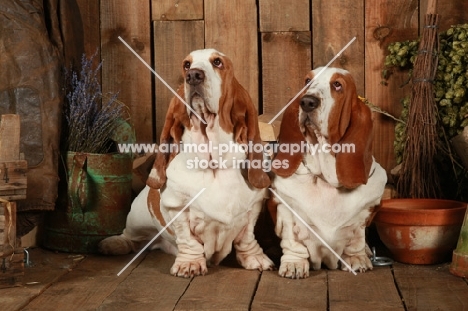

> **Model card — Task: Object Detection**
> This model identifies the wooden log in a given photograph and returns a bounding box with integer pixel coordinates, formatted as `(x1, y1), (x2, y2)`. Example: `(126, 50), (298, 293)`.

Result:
(204, 0), (259, 109)
(100, 0), (153, 143)
(364, 0), (419, 172)
(259, 0), (309, 32)
(261, 32), (311, 116)
(153, 20), (204, 140)
(151, 0), (203, 21)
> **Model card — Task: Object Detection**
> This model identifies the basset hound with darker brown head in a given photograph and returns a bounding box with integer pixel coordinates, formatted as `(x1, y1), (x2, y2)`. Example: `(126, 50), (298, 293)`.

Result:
(270, 67), (387, 278)
(99, 49), (273, 277)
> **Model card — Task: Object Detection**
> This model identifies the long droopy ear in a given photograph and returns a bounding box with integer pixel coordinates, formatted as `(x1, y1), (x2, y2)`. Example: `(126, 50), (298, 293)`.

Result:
(328, 73), (373, 189)
(271, 98), (304, 177)
(218, 64), (270, 189)
(146, 86), (190, 189)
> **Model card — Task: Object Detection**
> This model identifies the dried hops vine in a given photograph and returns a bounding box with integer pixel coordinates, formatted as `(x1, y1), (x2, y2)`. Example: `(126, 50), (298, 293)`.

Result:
(384, 23), (468, 200)
(64, 53), (124, 154)
(385, 24), (468, 160)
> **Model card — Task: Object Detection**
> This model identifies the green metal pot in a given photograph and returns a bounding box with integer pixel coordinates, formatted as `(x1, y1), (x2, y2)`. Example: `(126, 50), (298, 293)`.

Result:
(43, 151), (132, 253)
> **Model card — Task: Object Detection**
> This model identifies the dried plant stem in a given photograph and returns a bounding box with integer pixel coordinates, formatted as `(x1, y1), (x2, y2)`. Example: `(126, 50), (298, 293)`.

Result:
(358, 96), (405, 124)
(397, 13), (442, 198)
(64, 53), (124, 154)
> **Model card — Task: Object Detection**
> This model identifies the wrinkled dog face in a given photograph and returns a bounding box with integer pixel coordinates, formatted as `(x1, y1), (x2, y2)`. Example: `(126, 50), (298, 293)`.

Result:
(182, 49), (227, 117)
(298, 67), (350, 139)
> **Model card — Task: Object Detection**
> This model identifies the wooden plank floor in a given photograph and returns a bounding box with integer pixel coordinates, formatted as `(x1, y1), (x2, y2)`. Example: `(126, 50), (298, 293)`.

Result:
(2, 247), (468, 311)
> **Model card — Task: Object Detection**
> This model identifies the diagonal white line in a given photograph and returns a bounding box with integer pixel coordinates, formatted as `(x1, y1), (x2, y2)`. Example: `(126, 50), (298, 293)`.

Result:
(117, 187), (207, 276)
(118, 36), (206, 124)
(268, 36), (357, 125)
(268, 188), (358, 275)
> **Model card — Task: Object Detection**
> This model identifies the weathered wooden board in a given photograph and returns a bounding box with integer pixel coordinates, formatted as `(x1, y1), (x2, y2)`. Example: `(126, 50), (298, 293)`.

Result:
(0, 248), (24, 289)
(393, 262), (468, 310)
(328, 267), (405, 310)
(364, 0), (419, 172)
(0, 202), (15, 257)
(0, 114), (20, 161)
(0, 161), (27, 200)
(99, 251), (190, 311)
(312, 0), (365, 95)
(23, 250), (147, 310)
(251, 270), (327, 311)
(76, 0), (101, 61)
(0, 202), (23, 289)
(260, 32), (312, 116)
(204, 0), (259, 109)
(153, 20), (204, 141)
(3, 247), (468, 309)
(420, 0), (468, 32)
(100, 0), (153, 143)
(0, 115), (26, 200)
(259, 0), (309, 32)
(0, 248), (84, 311)
(151, 0), (203, 21)
(174, 265), (260, 311)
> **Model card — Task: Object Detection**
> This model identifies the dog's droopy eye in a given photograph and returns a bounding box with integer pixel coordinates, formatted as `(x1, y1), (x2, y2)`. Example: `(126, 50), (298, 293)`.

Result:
(183, 61), (191, 71)
(305, 78), (312, 85)
(213, 58), (223, 68)
(332, 81), (342, 91)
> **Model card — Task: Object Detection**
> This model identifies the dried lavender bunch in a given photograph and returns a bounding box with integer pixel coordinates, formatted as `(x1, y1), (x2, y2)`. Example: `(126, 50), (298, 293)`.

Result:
(64, 53), (123, 154)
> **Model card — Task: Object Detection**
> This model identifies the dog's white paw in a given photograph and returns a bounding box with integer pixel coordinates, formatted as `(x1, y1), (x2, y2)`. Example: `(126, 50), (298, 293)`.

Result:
(98, 235), (134, 255)
(278, 259), (310, 279)
(170, 257), (208, 278)
(341, 254), (373, 273)
(237, 253), (274, 271)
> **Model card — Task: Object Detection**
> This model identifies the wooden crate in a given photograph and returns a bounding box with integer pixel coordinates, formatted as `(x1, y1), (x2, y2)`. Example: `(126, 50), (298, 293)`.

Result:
(0, 160), (27, 200)
(0, 115), (26, 287)
(0, 201), (24, 288)
(0, 115), (27, 199)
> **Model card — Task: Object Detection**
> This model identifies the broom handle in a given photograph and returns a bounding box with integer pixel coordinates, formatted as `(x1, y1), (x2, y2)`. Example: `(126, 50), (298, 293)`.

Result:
(427, 0), (437, 15)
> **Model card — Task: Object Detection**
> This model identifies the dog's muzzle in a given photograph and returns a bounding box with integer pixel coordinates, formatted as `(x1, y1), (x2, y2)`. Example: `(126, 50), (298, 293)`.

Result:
(300, 95), (320, 113)
(186, 68), (205, 86)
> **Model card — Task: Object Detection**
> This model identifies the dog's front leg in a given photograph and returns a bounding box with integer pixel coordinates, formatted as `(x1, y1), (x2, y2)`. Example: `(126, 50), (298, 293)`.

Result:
(275, 204), (311, 278)
(341, 223), (373, 273)
(233, 208), (274, 271)
(168, 208), (207, 277)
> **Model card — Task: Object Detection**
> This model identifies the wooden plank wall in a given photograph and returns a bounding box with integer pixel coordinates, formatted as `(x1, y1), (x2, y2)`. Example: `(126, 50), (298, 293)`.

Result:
(75, 0), (468, 172)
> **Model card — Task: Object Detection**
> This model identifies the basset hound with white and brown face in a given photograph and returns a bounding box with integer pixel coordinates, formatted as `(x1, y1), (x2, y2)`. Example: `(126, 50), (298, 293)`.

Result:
(269, 67), (387, 278)
(99, 49), (273, 277)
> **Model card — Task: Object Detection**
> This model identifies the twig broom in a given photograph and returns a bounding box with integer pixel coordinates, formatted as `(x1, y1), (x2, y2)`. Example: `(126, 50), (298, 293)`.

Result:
(397, 0), (442, 198)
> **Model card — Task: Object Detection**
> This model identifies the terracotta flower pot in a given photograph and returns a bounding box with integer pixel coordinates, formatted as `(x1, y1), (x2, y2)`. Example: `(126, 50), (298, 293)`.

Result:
(373, 199), (467, 265)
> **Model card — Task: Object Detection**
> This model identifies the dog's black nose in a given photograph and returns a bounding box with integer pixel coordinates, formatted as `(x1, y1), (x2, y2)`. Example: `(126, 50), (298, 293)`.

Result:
(186, 69), (205, 85)
(300, 95), (320, 113)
